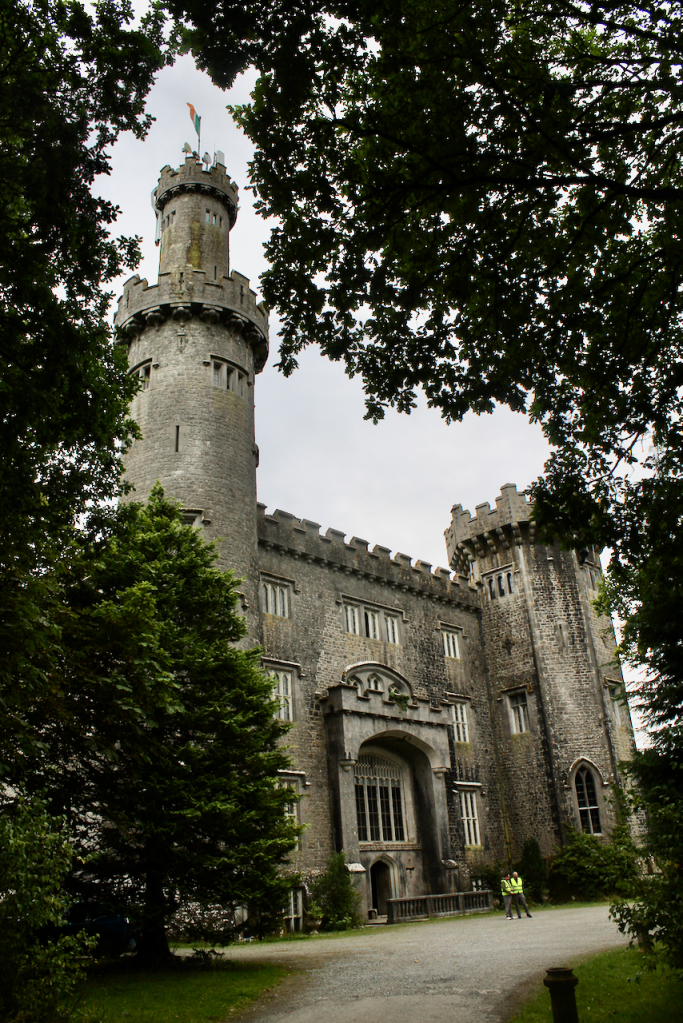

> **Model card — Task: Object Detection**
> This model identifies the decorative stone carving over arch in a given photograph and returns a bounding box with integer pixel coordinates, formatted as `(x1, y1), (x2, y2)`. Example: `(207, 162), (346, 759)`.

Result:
(341, 662), (413, 700)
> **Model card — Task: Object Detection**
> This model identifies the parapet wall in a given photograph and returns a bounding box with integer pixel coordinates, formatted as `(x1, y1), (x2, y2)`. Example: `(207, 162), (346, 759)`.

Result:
(257, 505), (479, 610)
(155, 159), (239, 227)
(114, 268), (269, 372)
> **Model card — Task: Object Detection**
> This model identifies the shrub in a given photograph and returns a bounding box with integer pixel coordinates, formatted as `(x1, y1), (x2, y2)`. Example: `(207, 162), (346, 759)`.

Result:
(309, 853), (362, 931)
(547, 824), (639, 901)
(0, 798), (93, 1023)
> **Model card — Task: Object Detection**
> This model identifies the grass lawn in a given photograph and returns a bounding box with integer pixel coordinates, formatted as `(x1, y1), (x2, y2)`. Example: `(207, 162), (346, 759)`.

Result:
(509, 946), (683, 1023)
(75, 960), (291, 1023)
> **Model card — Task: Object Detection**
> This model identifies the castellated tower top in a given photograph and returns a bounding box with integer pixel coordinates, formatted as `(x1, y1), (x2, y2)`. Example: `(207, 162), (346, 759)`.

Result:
(155, 157), (238, 280)
(114, 156), (268, 373)
(445, 483), (533, 574)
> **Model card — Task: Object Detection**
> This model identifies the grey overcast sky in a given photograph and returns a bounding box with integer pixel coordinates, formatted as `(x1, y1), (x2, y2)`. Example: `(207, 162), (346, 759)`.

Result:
(98, 53), (550, 571)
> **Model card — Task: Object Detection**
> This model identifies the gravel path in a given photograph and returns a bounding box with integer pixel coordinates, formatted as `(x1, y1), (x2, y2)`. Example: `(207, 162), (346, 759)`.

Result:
(227, 906), (626, 1023)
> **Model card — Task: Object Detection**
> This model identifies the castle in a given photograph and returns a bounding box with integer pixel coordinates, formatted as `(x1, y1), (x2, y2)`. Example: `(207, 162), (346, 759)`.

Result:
(115, 156), (636, 926)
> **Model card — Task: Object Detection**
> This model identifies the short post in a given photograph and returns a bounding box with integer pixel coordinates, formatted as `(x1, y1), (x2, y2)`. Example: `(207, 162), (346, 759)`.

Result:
(543, 967), (579, 1023)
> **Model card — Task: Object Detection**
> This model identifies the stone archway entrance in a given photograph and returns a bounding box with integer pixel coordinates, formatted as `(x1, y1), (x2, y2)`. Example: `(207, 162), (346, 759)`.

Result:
(370, 860), (393, 916)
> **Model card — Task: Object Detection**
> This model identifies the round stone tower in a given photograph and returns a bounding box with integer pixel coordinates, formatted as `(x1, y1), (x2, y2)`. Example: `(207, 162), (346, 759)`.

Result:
(114, 155), (269, 637)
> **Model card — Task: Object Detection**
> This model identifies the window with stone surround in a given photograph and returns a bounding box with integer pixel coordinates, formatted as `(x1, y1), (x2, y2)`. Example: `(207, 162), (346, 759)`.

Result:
(451, 702), (469, 743)
(459, 789), (481, 845)
(210, 357), (247, 396)
(342, 599), (402, 642)
(509, 690), (531, 734)
(442, 629), (460, 659)
(485, 568), (515, 600)
(575, 766), (602, 834)
(262, 580), (290, 618)
(270, 670), (293, 720)
(354, 754), (406, 843)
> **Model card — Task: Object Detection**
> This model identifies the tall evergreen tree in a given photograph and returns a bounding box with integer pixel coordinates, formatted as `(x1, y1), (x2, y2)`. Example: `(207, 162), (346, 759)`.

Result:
(10, 487), (299, 963)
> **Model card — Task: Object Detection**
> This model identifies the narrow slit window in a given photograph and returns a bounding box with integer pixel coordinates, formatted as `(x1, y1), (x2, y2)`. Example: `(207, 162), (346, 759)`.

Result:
(212, 213), (217, 225)
(488, 578), (496, 599)
(175, 425), (180, 452)
(507, 572), (514, 593)
(226, 367), (233, 390)
(379, 785), (393, 841)
(139, 364), (151, 390)
(498, 575), (505, 597)
(205, 209), (210, 223)
(212, 361), (222, 387)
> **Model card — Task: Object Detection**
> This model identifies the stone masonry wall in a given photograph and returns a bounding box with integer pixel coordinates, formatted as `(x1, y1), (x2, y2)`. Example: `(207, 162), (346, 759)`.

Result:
(256, 505), (508, 880)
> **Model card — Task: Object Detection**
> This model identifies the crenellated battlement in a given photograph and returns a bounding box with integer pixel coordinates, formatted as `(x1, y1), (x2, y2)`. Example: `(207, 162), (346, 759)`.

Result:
(257, 504), (478, 609)
(155, 158), (239, 227)
(445, 483), (535, 574)
(114, 268), (269, 372)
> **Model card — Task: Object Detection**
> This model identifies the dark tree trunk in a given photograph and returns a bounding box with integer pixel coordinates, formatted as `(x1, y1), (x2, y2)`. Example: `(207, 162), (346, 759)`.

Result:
(136, 855), (173, 966)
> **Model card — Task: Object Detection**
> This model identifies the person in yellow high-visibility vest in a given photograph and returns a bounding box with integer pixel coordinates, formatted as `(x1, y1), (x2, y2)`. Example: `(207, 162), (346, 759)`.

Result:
(510, 872), (532, 918)
(501, 874), (514, 920)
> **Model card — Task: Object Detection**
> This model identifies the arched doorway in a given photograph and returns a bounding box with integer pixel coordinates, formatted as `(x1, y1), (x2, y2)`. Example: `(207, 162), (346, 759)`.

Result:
(370, 860), (393, 916)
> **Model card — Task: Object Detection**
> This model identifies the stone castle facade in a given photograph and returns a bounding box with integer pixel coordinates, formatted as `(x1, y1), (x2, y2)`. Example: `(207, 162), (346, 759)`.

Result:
(115, 156), (636, 924)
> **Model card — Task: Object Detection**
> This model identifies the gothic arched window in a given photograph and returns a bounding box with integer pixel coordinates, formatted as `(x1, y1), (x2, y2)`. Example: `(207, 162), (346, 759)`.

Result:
(354, 754), (405, 843)
(575, 766), (602, 834)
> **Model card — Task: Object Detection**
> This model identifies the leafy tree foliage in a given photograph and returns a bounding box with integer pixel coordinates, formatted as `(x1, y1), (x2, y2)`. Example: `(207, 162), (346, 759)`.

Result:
(547, 824), (639, 902)
(0, 0), (167, 772)
(0, 798), (93, 1023)
(173, 0), (683, 459)
(168, 0), (683, 960)
(9, 488), (300, 963)
(309, 852), (362, 931)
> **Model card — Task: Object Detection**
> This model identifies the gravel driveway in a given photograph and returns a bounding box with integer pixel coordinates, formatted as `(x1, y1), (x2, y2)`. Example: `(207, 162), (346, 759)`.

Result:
(227, 905), (627, 1023)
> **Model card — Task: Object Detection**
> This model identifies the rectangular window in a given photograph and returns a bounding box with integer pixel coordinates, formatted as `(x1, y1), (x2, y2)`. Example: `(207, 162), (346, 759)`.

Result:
(212, 361), (222, 387)
(460, 790), (480, 845)
(385, 615), (400, 645)
(509, 691), (530, 734)
(366, 784), (381, 841)
(451, 703), (468, 743)
(236, 371), (245, 396)
(443, 630), (460, 659)
(271, 671), (293, 721)
(262, 581), (290, 618)
(139, 364), (151, 390)
(355, 784), (368, 841)
(344, 604), (360, 635)
(365, 609), (379, 640)
(212, 213), (217, 225)
(205, 209), (210, 223)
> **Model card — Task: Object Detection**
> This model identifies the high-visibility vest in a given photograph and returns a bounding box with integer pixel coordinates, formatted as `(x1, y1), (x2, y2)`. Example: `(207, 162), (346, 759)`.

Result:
(501, 878), (512, 895)
(510, 876), (524, 894)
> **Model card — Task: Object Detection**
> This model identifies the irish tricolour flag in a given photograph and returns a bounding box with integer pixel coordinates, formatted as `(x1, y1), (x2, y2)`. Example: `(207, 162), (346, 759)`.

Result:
(187, 103), (201, 137)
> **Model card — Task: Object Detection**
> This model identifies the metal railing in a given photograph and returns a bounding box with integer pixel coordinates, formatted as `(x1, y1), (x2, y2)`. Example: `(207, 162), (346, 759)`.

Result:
(386, 889), (492, 923)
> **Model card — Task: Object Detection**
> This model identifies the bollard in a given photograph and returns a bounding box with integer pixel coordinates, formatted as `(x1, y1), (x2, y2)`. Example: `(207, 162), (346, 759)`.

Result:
(543, 966), (579, 1023)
